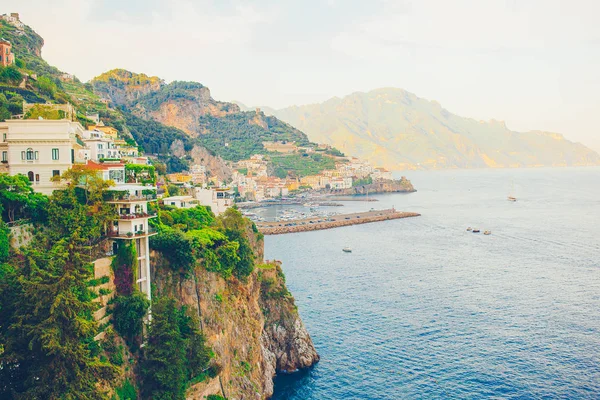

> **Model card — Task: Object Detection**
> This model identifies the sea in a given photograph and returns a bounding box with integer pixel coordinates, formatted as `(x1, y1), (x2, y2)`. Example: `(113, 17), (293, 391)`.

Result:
(264, 167), (600, 400)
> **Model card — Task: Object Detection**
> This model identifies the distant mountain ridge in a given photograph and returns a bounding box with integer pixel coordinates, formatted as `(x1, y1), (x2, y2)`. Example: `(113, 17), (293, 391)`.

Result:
(251, 88), (600, 170)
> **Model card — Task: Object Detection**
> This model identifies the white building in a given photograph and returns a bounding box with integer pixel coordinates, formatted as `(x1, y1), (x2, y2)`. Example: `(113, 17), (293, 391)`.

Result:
(372, 167), (393, 180)
(82, 130), (120, 161)
(102, 168), (158, 305)
(162, 195), (199, 209)
(194, 187), (233, 215)
(0, 119), (87, 195)
(330, 176), (353, 190)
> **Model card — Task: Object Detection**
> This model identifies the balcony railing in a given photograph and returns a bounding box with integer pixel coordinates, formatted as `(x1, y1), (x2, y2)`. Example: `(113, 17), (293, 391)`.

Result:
(117, 212), (158, 220)
(104, 193), (157, 202)
(106, 226), (157, 239)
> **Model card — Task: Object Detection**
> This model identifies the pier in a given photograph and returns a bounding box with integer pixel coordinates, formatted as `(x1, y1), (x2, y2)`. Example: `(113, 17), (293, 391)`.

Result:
(255, 209), (420, 235)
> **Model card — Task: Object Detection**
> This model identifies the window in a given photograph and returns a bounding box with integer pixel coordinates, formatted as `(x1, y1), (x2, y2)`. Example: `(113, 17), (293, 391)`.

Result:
(52, 170), (60, 177)
(35, 174), (39, 182)
(2, 151), (6, 161)
(21, 151), (24, 160)
(2, 133), (5, 142)
(26, 148), (34, 160)
(27, 171), (33, 182)
(52, 148), (59, 160)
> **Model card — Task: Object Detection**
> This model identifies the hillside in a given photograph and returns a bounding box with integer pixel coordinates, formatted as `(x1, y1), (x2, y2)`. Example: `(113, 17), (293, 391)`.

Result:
(263, 88), (600, 170)
(92, 71), (315, 161)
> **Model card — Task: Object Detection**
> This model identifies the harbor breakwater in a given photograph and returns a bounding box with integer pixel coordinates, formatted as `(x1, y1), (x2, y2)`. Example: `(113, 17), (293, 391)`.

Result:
(256, 209), (420, 235)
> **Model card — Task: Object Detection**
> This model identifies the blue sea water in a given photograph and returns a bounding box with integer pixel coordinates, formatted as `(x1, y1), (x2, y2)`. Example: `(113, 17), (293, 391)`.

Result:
(265, 168), (600, 400)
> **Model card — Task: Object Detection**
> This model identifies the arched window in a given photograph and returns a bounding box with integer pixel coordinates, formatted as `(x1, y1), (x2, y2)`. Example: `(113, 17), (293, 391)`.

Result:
(26, 148), (34, 160)
(27, 171), (34, 182)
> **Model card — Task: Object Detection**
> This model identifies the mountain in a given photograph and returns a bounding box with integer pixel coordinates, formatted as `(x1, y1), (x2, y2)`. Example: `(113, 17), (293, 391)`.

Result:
(92, 71), (314, 162)
(261, 88), (600, 170)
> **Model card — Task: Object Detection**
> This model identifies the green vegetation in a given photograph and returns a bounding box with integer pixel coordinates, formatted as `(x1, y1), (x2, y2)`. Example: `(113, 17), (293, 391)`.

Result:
(114, 378), (138, 400)
(269, 153), (336, 178)
(0, 170), (118, 399)
(207, 395), (227, 400)
(141, 297), (211, 400)
(0, 174), (48, 223)
(352, 176), (373, 187)
(125, 163), (156, 184)
(135, 81), (204, 111)
(196, 112), (310, 161)
(112, 292), (150, 349)
(150, 206), (258, 281)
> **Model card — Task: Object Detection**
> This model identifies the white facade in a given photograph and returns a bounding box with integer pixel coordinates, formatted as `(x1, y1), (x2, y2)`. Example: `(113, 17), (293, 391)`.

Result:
(162, 195), (199, 209)
(106, 183), (158, 304)
(0, 119), (86, 195)
(194, 187), (233, 215)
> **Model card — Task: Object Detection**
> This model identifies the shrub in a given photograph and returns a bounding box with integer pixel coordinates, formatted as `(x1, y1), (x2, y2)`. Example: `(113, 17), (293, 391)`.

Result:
(112, 292), (150, 349)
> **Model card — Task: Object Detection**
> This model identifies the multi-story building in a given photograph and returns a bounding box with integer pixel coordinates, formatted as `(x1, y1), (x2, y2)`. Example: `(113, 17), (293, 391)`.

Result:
(101, 165), (158, 303)
(194, 187), (233, 215)
(0, 39), (14, 67)
(0, 119), (87, 195)
(82, 129), (120, 161)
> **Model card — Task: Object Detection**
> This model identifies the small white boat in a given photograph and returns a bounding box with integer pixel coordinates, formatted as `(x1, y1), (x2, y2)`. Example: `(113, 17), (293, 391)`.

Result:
(342, 247), (352, 253)
(467, 227), (473, 231)
(484, 230), (492, 235)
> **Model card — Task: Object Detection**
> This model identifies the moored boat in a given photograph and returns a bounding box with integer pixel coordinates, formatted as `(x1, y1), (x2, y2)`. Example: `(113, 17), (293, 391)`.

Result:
(484, 230), (491, 235)
(342, 247), (352, 253)
(472, 229), (481, 233)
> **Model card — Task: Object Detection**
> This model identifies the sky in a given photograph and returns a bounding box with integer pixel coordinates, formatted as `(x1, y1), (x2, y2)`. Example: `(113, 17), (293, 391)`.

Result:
(5, 0), (600, 152)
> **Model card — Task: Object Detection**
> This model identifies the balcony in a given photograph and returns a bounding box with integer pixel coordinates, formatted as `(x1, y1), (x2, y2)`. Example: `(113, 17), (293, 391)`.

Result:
(107, 226), (158, 239)
(117, 212), (158, 220)
(104, 192), (157, 202)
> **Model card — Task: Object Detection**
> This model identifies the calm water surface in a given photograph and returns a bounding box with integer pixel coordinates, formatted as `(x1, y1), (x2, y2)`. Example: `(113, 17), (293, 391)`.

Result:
(266, 168), (600, 399)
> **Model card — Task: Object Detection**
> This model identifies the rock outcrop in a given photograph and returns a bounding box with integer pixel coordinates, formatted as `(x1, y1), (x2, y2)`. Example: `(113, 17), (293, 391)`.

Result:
(330, 177), (416, 196)
(151, 232), (318, 399)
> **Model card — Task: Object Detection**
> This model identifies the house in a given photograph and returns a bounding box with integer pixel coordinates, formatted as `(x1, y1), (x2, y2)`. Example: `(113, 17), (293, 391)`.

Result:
(194, 187), (233, 215)
(162, 195), (199, 209)
(0, 119), (87, 195)
(104, 174), (158, 302)
(87, 124), (118, 139)
(0, 39), (15, 67)
(82, 129), (120, 161)
(372, 167), (393, 180)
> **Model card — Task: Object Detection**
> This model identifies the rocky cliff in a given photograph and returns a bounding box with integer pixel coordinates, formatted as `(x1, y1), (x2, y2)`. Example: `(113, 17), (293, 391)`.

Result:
(330, 177), (416, 196)
(150, 233), (318, 399)
(91, 69), (164, 105)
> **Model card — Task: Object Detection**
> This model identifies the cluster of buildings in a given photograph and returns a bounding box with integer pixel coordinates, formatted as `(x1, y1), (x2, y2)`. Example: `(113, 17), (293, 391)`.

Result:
(229, 154), (393, 200)
(0, 109), (147, 195)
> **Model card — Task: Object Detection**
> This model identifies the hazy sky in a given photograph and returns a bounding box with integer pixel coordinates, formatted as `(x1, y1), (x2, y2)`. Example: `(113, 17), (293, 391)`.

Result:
(6, 0), (600, 151)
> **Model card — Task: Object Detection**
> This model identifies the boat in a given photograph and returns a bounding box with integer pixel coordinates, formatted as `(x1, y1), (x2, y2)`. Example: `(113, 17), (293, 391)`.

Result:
(342, 247), (352, 253)
(467, 227), (473, 231)
(508, 180), (517, 201)
(472, 229), (481, 233)
(484, 230), (491, 235)
(507, 196), (517, 202)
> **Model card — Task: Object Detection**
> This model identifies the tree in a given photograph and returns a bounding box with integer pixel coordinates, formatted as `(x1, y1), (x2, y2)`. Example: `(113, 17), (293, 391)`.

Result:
(0, 174), (46, 223)
(142, 298), (188, 400)
(142, 298), (212, 399)
(112, 292), (149, 349)
(0, 173), (119, 398)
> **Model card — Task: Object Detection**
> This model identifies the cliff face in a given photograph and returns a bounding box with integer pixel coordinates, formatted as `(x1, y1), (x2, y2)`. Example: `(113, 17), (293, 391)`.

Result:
(133, 85), (239, 137)
(91, 69), (164, 105)
(150, 234), (318, 399)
